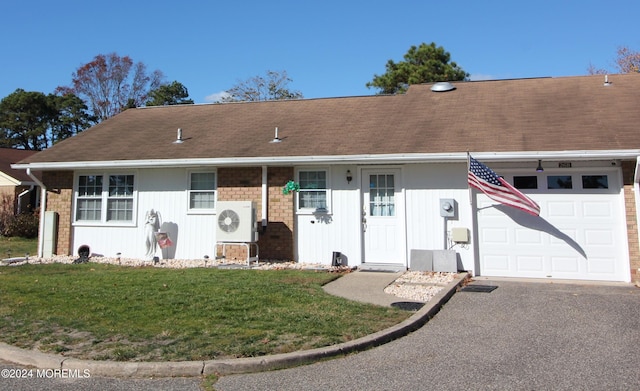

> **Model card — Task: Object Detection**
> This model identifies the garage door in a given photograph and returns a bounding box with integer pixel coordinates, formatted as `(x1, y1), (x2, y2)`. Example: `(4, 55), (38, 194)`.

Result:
(477, 167), (629, 282)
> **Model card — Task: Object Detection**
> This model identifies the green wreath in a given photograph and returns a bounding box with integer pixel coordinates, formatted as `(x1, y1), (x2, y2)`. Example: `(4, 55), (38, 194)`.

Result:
(282, 180), (300, 195)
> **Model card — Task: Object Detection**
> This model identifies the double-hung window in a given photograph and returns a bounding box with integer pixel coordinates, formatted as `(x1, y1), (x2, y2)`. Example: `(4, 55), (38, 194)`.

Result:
(107, 175), (135, 221)
(75, 174), (135, 223)
(297, 169), (329, 211)
(188, 171), (217, 212)
(76, 175), (103, 221)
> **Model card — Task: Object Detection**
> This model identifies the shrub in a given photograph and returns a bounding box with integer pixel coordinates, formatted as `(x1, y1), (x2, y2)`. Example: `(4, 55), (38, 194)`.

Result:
(5, 211), (39, 238)
(0, 193), (39, 238)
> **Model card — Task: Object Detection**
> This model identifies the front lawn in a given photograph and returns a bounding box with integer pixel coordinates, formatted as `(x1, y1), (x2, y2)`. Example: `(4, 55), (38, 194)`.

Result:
(0, 263), (409, 361)
(0, 236), (38, 259)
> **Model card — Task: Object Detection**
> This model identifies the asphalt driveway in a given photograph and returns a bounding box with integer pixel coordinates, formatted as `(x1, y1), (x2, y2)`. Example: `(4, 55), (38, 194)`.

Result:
(215, 279), (640, 391)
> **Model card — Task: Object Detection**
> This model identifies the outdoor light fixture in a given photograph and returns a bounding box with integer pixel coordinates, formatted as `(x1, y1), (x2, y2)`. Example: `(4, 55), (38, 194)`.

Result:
(346, 170), (353, 183)
(536, 160), (544, 173)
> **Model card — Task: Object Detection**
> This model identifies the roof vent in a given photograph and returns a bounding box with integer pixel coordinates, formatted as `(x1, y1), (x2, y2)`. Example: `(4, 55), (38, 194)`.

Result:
(604, 75), (612, 86)
(173, 128), (184, 144)
(430, 82), (456, 92)
(270, 127), (282, 143)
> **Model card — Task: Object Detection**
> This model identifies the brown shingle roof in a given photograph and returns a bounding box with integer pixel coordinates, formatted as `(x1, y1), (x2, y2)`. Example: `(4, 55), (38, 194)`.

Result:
(16, 74), (640, 166)
(0, 148), (39, 182)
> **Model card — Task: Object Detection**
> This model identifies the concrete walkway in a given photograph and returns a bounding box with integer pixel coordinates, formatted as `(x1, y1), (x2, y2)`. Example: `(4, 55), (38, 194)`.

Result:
(323, 271), (410, 306)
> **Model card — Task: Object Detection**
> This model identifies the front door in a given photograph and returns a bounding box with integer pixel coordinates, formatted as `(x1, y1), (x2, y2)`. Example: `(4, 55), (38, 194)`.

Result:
(361, 169), (405, 265)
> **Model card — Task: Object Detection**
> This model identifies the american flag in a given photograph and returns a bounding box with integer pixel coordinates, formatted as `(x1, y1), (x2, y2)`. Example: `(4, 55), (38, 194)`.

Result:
(468, 155), (541, 216)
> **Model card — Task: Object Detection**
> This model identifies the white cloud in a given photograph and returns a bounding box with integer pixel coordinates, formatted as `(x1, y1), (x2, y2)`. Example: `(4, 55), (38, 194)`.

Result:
(204, 91), (231, 103)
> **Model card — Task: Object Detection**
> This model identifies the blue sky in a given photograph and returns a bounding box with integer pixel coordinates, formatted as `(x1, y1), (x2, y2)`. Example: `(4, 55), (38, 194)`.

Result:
(1, 0), (638, 104)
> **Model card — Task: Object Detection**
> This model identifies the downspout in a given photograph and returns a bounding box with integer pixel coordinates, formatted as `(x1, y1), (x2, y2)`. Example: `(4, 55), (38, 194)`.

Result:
(634, 157), (640, 279)
(26, 168), (46, 258)
(16, 186), (33, 215)
(261, 166), (268, 232)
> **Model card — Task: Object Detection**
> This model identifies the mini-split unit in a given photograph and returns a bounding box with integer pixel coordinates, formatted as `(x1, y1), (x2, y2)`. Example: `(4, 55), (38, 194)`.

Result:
(216, 201), (258, 243)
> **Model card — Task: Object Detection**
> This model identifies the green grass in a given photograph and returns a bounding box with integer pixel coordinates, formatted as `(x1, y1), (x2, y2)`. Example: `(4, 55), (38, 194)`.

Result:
(0, 263), (410, 362)
(0, 236), (38, 259)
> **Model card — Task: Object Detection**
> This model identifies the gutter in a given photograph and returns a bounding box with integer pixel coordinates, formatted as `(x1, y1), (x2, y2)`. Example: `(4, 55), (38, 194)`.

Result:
(11, 150), (640, 171)
(25, 168), (46, 258)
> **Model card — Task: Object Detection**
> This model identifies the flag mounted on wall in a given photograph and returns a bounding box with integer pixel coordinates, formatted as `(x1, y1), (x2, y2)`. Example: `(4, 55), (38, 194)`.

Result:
(468, 155), (541, 216)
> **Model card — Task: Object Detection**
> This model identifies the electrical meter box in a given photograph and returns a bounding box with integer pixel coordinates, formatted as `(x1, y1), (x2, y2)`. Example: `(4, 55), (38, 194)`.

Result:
(439, 198), (456, 217)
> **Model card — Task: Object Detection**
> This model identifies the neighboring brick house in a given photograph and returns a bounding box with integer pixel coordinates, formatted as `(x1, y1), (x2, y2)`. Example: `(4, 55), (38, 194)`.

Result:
(0, 148), (40, 214)
(13, 74), (640, 283)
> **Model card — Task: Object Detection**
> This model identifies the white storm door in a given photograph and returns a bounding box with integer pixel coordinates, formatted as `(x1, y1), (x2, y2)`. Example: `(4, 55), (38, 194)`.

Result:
(362, 169), (404, 264)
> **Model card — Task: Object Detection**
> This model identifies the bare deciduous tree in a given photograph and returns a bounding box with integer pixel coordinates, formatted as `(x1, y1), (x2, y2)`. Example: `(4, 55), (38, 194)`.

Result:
(58, 53), (164, 121)
(588, 46), (640, 75)
(220, 70), (303, 102)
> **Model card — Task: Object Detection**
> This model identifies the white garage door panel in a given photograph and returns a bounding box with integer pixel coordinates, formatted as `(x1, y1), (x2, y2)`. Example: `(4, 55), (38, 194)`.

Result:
(547, 201), (576, 217)
(478, 168), (628, 282)
(582, 201), (612, 217)
(550, 257), (580, 273)
(484, 255), (509, 272)
(515, 229), (542, 244)
(516, 256), (544, 272)
(549, 228), (578, 245)
(482, 228), (508, 244)
(584, 229), (614, 246)
(586, 257), (618, 274)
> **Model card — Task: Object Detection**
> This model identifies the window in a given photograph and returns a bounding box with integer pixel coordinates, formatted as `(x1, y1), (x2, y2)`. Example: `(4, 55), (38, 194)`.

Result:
(369, 174), (395, 216)
(298, 170), (328, 210)
(107, 175), (134, 221)
(513, 176), (538, 189)
(75, 174), (135, 223)
(547, 175), (573, 189)
(77, 175), (102, 221)
(189, 172), (216, 211)
(582, 175), (608, 189)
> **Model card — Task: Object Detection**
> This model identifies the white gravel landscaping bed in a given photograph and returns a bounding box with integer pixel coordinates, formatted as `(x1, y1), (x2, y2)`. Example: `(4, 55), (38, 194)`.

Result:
(384, 271), (457, 302)
(0, 255), (352, 272)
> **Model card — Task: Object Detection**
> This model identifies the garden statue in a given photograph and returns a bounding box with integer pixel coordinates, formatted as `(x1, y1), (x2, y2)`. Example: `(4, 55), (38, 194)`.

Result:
(144, 209), (161, 260)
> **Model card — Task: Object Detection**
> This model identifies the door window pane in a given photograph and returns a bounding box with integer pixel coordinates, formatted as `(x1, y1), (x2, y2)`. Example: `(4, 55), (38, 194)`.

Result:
(369, 174), (395, 216)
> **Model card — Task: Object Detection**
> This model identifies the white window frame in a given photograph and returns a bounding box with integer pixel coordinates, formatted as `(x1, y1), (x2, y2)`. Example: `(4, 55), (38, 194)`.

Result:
(295, 167), (331, 214)
(187, 169), (217, 214)
(73, 172), (137, 226)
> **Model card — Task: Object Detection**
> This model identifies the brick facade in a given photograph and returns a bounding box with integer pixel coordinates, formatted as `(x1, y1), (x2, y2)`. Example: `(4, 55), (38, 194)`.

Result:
(216, 167), (295, 261)
(42, 171), (74, 256)
(622, 161), (640, 283)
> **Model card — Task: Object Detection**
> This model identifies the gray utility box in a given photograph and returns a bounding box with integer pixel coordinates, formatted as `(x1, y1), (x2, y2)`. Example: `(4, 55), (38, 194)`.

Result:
(410, 249), (457, 272)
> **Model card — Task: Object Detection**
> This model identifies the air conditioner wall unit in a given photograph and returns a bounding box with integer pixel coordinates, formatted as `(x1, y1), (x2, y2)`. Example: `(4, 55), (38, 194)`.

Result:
(216, 201), (258, 243)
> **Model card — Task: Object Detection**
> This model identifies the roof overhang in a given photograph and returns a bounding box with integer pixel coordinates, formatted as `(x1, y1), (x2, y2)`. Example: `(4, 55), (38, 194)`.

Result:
(11, 150), (640, 171)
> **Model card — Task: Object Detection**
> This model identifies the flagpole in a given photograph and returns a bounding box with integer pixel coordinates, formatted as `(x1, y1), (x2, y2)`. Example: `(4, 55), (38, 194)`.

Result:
(467, 151), (472, 206)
